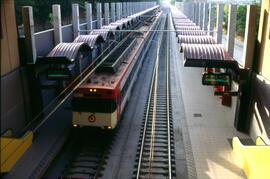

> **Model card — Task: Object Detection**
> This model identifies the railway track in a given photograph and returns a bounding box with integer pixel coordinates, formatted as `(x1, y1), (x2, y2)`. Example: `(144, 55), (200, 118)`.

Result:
(58, 129), (112, 179)
(134, 13), (176, 179)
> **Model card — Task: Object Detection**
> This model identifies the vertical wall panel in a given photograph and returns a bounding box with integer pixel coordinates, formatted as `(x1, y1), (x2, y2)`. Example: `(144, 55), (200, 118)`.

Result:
(257, 0), (270, 79)
(1, 0), (20, 76)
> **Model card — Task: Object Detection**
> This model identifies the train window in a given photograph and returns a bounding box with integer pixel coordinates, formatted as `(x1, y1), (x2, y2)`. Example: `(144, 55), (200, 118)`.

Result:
(72, 98), (117, 113)
(202, 72), (231, 86)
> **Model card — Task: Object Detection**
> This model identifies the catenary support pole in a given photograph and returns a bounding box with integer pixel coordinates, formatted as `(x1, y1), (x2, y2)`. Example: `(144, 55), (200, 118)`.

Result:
(52, 5), (62, 45)
(22, 6), (37, 64)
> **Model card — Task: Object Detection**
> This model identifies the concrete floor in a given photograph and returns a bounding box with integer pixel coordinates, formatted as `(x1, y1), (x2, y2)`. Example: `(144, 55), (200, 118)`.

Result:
(169, 6), (249, 179)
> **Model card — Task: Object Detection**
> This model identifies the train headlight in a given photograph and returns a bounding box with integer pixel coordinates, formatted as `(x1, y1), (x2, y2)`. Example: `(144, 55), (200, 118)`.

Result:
(90, 89), (93, 92)
(73, 124), (78, 127)
(93, 89), (97, 92)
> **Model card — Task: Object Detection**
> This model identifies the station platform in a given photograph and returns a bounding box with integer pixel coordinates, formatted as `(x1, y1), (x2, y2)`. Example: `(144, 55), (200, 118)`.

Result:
(169, 19), (248, 178)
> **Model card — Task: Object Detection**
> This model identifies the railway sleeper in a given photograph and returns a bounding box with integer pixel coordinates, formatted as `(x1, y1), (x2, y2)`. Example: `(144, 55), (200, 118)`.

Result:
(151, 98), (167, 101)
(80, 146), (105, 152)
(149, 104), (168, 108)
(68, 161), (99, 168)
(146, 128), (168, 132)
(144, 136), (169, 141)
(139, 139), (169, 147)
(143, 143), (168, 148)
(147, 111), (171, 116)
(144, 139), (168, 144)
(145, 130), (168, 135)
(77, 151), (103, 157)
(147, 118), (172, 122)
(140, 167), (170, 173)
(73, 156), (101, 162)
(139, 169), (170, 176)
(154, 109), (171, 113)
(140, 162), (171, 169)
(142, 152), (170, 159)
(144, 118), (173, 123)
(63, 173), (96, 179)
(64, 167), (96, 175)
(147, 124), (169, 129)
(148, 111), (168, 115)
(141, 121), (168, 126)
(149, 108), (168, 112)
(144, 113), (172, 119)
(135, 173), (170, 179)
(143, 131), (169, 136)
(150, 98), (168, 101)
(141, 157), (168, 163)
(145, 131), (168, 136)
(147, 107), (168, 110)
(137, 136), (169, 143)
(64, 163), (98, 172)
(138, 147), (168, 153)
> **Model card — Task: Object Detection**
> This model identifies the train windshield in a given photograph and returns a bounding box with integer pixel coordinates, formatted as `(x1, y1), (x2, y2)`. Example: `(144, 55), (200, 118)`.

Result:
(72, 98), (117, 113)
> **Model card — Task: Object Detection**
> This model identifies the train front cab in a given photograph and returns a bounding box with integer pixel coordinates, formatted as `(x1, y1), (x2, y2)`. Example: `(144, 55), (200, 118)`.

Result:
(72, 86), (120, 129)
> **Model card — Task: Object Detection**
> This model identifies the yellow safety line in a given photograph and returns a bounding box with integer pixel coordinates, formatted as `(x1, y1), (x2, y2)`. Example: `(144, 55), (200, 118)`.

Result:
(148, 41), (160, 178)
(135, 17), (162, 179)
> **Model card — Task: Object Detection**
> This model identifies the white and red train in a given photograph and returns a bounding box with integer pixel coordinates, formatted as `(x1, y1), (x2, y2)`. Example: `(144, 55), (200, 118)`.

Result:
(72, 8), (161, 129)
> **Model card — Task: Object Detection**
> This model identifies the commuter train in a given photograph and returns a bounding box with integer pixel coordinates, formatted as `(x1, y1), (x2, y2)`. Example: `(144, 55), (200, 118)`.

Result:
(71, 7), (161, 129)
(72, 42), (140, 129)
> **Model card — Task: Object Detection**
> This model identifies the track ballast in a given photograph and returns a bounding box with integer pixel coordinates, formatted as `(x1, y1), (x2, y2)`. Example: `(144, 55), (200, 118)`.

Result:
(134, 13), (176, 179)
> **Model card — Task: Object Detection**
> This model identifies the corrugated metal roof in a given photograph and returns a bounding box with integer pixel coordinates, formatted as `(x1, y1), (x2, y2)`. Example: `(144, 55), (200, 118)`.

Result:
(110, 21), (126, 30)
(102, 25), (120, 31)
(177, 30), (207, 36)
(176, 26), (201, 31)
(178, 35), (216, 44)
(74, 34), (105, 49)
(175, 22), (196, 26)
(182, 44), (231, 60)
(89, 29), (115, 41)
(47, 42), (90, 61)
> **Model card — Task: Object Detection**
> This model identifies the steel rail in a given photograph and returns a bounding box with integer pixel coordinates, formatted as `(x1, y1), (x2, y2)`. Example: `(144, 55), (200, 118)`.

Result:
(135, 12), (173, 179)
(167, 12), (172, 179)
(135, 33), (159, 179)
(135, 17), (164, 179)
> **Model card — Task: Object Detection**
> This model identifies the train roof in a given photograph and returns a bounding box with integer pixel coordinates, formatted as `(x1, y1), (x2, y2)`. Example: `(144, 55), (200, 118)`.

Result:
(78, 24), (153, 91)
